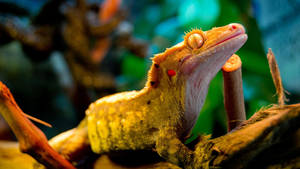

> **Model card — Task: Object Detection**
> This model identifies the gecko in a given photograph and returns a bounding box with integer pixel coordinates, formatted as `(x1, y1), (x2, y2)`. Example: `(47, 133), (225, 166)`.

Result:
(0, 23), (248, 169)
(82, 23), (248, 167)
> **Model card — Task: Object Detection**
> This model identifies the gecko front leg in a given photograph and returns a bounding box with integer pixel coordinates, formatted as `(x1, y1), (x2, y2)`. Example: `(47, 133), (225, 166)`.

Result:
(156, 128), (194, 168)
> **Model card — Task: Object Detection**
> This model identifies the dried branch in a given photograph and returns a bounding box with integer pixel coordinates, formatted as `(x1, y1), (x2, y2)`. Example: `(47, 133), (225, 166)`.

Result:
(267, 48), (287, 105)
(193, 104), (300, 169)
(222, 54), (246, 131)
(0, 82), (75, 169)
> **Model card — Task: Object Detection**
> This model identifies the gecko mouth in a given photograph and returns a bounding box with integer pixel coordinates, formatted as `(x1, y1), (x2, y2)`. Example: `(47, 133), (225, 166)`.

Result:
(208, 31), (246, 50)
(201, 31), (247, 59)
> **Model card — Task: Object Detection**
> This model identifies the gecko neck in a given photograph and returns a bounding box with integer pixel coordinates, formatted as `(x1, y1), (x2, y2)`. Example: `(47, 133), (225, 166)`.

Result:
(183, 72), (211, 135)
(141, 75), (211, 138)
(183, 56), (227, 136)
(140, 62), (218, 138)
(141, 83), (186, 134)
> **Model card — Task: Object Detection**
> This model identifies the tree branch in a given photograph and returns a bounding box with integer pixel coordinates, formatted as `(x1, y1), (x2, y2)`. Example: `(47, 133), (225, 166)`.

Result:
(0, 82), (75, 169)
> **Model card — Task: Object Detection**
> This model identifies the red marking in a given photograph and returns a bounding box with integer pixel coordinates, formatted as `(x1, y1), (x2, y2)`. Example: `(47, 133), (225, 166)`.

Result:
(167, 70), (176, 77)
(232, 25), (237, 29)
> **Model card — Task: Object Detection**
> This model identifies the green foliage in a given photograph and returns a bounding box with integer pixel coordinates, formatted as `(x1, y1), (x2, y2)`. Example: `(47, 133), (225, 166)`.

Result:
(119, 52), (148, 90)
(121, 52), (147, 80)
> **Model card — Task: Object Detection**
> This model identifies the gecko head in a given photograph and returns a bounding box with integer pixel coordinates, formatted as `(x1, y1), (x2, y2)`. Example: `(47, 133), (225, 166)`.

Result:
(146, 23), (247, 90)
(181, 23), (247, 76)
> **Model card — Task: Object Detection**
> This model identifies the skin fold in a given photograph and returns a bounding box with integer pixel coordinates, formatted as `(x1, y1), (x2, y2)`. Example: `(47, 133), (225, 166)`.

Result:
(0, 23), (247, 168)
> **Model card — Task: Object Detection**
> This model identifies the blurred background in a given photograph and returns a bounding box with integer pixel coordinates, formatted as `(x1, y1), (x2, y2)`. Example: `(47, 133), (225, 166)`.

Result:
(0, 0), (299, 142)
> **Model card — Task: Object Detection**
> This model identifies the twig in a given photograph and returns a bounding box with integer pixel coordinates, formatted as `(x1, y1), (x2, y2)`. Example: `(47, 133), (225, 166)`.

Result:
(222, 54), (246, 131)
(23, 113), (52, 128)
(267, 48), (287, 105)
(0, 82), (75, 169)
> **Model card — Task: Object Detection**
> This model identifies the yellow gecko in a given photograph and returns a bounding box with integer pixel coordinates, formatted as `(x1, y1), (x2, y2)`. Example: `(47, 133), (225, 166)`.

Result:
(83, 23), (248, 167)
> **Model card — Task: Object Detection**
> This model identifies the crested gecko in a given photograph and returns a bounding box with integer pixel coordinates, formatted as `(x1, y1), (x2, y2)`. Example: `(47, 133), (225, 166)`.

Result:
(84, 23), (247, 167)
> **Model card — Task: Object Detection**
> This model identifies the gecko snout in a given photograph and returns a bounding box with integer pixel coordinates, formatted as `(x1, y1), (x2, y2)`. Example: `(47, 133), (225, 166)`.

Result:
(229, 23), (245, 34)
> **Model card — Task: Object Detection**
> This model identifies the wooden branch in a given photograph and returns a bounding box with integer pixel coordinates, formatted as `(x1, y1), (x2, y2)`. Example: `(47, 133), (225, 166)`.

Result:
(192, 104), (300, 169)
(267, 48), (287, 105)
(0, 82), (75, 169)
(222, 54), (246, 131)
(1, 103), (299, 169)
(0, 120), (93, 169)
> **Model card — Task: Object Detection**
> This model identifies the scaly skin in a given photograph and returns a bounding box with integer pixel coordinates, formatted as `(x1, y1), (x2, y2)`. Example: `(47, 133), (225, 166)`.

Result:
(86, 23), (247, 167)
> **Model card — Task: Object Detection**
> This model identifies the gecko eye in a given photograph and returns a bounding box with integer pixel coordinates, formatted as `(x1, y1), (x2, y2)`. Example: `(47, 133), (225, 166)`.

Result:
(187, 33), (204, 49)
